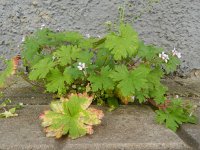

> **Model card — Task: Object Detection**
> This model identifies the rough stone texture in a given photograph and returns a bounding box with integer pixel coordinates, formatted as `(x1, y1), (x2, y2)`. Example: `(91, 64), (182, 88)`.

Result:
(0, 105), (190, 150)
(163, 76), (200, 149)
(163, 76), (200, 101)
(179, 107), (200, 150)
(2, 76), (52, 105)
(178, 98), (200, 150)
(1, 69), (200, 149)
(0, 0), (200, 73)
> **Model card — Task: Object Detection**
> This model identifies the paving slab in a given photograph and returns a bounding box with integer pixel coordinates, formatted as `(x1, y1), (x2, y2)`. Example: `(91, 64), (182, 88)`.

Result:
(1, 76), (52, 105)
(0, 105), (190, 150)
(163, 77), (200, 149)
(178, 98), (200, 150)
(162, 77), (200, 98)
(1, 76), (200, 149)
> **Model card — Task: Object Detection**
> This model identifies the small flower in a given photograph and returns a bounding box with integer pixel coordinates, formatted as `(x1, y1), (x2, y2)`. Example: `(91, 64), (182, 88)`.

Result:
(176, 53), (181, 59)
(77, 62), (86, 71)
(56, 28), (60, 32)
(172, 47), (181, 59)
(97, 35), (101, 38)
(19, 102), (24, 106)
(85, 34), (90, 38)
(175, 95), (179, 98)
(52, 56), (56, 61)
(40, 24), (46, 29)
(131, 96), (135, 101)
(21, 36), (26, 42)
(159, 52), (169, 63)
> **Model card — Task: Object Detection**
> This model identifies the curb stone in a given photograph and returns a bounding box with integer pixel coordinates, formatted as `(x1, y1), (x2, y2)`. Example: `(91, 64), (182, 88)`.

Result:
(0, 105), (191, 150)
(177, 100), (200, 150)
(0, 76), (200, 149)
(163, 77), (200, 150)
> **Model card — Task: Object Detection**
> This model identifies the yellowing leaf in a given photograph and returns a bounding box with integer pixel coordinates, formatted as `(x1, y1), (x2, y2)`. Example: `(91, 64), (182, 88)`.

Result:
(40, 93), (103, 139)
(0, 56), (20, 87)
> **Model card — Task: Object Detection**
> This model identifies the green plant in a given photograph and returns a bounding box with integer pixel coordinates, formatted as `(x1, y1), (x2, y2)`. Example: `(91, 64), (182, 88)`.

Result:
(0, 8), (197, 138)
(0, 55), (20, 87)
(0, 92), (24, 118)
(40, 93), (103, 139)
(155, 99), (197, 131)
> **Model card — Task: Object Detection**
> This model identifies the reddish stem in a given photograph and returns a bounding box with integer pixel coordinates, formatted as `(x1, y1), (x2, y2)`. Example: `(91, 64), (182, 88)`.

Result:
(148, 98), (171, 110)
(12, 55), (21, 75)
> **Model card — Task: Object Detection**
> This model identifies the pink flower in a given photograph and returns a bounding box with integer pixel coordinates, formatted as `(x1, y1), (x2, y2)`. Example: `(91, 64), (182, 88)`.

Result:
(85, 34), (90, 38)
(77, 62), (86, 70)
(159, 52), (169, 63)
(40, 24), (46, 29)
(172, 47), (181, 58)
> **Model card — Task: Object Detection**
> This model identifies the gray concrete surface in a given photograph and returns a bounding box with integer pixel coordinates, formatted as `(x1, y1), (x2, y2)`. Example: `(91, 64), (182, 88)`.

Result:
(177, 98), (200, 150)
(0, 105), (190, 150)
(163, 73), (200, 99)
(2, 76), (52, 105)
(0, 76), (200, 149)
(163, 75), (200, 149)
(179, 108), (200, 150)
(0, 0), (200, 73)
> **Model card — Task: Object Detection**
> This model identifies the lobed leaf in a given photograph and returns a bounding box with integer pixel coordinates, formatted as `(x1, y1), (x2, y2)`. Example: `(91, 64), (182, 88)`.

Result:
(53, 45), (81, 66)
(105, 23), (139, 60)
(88, 66), (114, 92)
(156, 98), (198, 131)
(110, 65), (150, 97)
(29, 57), (55, 80)
(138, 41), (163, 61)
(164, 55), (181, 74)
(40, 93), (103, 139)
(46, 68), (73, 95)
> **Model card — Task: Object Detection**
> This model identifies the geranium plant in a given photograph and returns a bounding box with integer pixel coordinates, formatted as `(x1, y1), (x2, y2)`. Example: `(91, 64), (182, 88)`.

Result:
(0, 9), (197, 138)
(40, 93), (103, 139)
